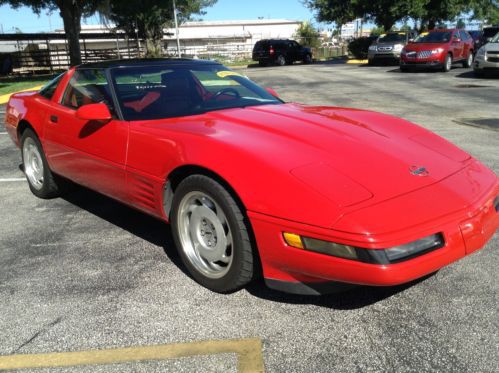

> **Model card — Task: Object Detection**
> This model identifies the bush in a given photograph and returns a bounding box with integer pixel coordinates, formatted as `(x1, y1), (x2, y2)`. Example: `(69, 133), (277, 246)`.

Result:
(348, 37), (375, 59)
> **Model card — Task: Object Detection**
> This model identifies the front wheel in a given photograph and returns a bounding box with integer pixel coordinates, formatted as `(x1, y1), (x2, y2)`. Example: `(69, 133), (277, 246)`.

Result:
(463, 52), (473, 68)
(171, 175), (255, 293)
(303, 54), (312, 64)
(21, 129), (60, 199)
(443, 54), (452, 72)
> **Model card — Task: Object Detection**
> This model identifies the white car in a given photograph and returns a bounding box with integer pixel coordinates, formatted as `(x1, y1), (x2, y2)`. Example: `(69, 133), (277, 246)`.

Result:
(474, 32), (499, 76)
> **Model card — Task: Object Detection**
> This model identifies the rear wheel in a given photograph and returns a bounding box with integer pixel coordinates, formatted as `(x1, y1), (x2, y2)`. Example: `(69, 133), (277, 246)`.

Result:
(21, 129), (60, 199)
(303, 54), (312, 64)
(171, 175), (255, 293)
(463, 52), (473, 68)
(443, 54), (452, 72)
(400, 65), (409, 72)
(276, 55), (286, 66)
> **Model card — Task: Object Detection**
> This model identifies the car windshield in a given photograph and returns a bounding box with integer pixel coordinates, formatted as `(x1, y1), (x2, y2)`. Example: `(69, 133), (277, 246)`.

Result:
(111, 64), (282, 121)
(414, 31), (452, 43)
(491, 32), (499, 43)
(377, 33), (407, 43)
(483, 28), (499, 38)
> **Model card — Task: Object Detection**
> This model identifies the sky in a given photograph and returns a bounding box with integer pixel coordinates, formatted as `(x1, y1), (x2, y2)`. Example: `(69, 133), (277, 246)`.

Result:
(0, 0), (321, 34)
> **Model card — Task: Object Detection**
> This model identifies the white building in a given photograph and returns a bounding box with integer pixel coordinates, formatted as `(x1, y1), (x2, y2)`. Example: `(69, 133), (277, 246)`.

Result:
(51, 19), (302, 60)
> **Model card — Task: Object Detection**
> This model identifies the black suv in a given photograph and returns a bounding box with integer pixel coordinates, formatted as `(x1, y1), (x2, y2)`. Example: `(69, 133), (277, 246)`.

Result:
(252, 39), (312, 66)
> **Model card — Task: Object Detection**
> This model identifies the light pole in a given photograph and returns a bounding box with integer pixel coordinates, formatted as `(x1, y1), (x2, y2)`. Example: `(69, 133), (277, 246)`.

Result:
(173, 0), (181, 58)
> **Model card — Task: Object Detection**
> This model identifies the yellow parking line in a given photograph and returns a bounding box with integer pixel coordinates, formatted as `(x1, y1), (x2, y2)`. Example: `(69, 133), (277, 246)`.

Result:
(346, 59), (368, 64)
(0, 338), (264, 372)
(0, 85), (43, 105)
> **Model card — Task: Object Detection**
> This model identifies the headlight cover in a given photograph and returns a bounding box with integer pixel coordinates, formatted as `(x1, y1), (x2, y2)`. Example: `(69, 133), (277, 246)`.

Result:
(283, 233), (445, 264)
(393, 44), (403, 52)
(476, 47), (486, 58)
(369, 45), (378, 51)
(431, 48), (445, 54)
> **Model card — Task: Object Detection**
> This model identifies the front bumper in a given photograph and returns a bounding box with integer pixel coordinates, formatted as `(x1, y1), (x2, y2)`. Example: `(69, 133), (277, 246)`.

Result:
(474, 56), (499, 71)
(368, 51), (401, 61)
(400, 59), (444, 69)
(250, 163), (498, 295)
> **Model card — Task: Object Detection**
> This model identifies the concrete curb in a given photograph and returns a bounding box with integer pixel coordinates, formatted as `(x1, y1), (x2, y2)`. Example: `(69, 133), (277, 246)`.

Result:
(0, 85), (43, 105)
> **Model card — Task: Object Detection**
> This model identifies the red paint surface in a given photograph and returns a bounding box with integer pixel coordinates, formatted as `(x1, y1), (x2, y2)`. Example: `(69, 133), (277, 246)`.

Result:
(4, 64), (498, 287)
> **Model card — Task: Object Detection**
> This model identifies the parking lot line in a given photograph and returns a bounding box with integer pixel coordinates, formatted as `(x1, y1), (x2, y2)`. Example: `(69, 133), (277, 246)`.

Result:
(0, 178), (25, 182)
(0, 338), (264, 372)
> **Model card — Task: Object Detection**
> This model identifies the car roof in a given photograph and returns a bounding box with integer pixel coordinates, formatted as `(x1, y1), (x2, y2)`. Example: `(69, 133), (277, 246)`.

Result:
(76, 58), (221, 70)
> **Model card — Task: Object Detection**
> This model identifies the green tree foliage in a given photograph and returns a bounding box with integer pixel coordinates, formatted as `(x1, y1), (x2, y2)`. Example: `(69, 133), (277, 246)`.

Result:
(295, 21), (321, 47)
(101, 0), (217, 58)
(0, 0), (101, 66)
(304, 0), (499, 32)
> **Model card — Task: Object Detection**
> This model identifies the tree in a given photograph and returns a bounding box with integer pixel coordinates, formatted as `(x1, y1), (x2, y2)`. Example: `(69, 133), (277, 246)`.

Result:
(101, 0), (217, 58)
(0, 0), (100, 66)
(295, 21), (321, 47)
(468, 0), (499, 25)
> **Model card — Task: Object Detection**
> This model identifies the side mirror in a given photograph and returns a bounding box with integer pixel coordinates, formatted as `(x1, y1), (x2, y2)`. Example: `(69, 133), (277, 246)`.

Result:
(76, 103), (112, 121)
(265, 87), (279, 97)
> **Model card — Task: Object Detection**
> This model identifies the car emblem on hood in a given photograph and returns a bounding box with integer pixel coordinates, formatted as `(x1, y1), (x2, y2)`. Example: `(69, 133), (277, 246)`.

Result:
(410, 166), (429, 176)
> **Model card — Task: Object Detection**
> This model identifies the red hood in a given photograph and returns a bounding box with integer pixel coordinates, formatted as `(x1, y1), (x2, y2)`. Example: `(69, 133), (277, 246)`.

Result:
(203, 103), (471, 207)
(404, 42), (449, 52)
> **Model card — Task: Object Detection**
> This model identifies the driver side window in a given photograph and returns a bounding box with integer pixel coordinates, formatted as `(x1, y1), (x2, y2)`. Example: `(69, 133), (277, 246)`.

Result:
(62, 69), (112, 109)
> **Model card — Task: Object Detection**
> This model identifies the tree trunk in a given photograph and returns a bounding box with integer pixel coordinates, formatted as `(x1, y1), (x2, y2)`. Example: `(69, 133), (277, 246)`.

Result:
(428, 18), (437, 30)
(57, 0), (83, 66)
(144, 22), (164, 58)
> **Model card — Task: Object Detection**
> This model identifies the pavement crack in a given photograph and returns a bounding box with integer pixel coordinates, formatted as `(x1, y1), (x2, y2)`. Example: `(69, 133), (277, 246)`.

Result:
(13, 316), (63, 353)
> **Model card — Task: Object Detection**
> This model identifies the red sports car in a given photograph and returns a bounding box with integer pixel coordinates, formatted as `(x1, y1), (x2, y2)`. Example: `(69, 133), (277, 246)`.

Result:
(5, 59), (498, 295)
(400, 29), (475, 72)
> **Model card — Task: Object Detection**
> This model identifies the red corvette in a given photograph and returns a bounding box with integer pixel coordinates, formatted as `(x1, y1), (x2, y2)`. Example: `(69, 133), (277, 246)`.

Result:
(5, 59), (498, 295)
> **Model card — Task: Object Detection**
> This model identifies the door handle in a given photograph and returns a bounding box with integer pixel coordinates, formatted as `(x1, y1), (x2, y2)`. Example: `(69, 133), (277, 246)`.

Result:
(50, 115), (58, 123)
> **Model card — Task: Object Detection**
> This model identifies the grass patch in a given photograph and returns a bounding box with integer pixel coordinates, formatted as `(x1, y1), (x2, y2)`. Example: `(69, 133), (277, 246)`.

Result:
(0, 74), (58, 96)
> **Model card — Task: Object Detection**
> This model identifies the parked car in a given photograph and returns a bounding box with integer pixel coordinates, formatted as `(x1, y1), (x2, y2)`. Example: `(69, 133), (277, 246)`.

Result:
(368, 31), (418, 65)
(252, 39), (312, 66)
(468, 30), (482, 53)
(400, 29), (474, 72)
(474, 31), (499, 76)
(5, 59), (498, 295)
(477, 26), (499, 50)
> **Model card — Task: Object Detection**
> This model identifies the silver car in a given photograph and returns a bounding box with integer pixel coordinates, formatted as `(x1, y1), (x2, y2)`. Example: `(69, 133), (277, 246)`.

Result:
(368, 31), (418, 65)
(474, 32), (499, 76)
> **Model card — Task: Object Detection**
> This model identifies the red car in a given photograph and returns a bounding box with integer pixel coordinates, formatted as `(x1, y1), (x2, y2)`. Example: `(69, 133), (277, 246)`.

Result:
(5, 59), (498, 295)
(400, 29), (475, 72)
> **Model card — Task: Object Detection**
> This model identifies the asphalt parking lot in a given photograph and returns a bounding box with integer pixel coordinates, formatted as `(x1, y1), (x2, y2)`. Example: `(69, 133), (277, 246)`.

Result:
(0, 62), (498, 372)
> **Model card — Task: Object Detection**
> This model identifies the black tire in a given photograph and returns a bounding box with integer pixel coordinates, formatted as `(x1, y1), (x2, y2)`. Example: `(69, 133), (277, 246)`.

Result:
(400, 65), (409, 72)
(463, 52), (473, 68)
(303, 54), (312, 64)
(275, 55), (286, 66)
(171, 175), (255, 293)
(21, 129), (60, 199)
(258, 60), (267, 67)
(443, 54), (452, 72)
(368, 59), (374, 66)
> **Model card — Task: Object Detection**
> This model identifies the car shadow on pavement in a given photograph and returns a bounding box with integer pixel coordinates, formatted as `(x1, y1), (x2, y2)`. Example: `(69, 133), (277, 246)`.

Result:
(455, 71), (499, 79)
(60, 182), (435, 310)
(59, 182), (186, 273)
(245, 274), (434, 310)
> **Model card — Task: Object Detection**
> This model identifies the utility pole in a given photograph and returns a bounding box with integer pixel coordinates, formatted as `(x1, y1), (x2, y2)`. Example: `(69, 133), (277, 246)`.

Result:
(173, 0), (181, 58)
